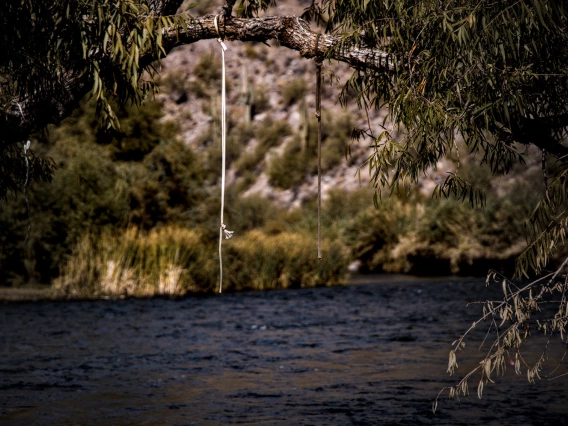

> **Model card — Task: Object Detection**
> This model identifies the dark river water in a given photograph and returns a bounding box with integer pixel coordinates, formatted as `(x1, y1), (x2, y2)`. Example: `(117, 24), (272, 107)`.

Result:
(1, 276), (568, 425)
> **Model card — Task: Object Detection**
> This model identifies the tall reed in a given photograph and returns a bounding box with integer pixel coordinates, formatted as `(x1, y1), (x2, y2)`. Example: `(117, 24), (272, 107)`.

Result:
(53, 226), (348, 297)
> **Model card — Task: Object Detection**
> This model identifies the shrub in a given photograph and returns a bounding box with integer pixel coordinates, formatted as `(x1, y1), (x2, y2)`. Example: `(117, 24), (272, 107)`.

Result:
(234, 118), (291, 173)
(252, 85), (270, 115)
(281, 78), (308, 105)
(223, 230), (349, 291)
(267, 137), (308, 189)
(255, 118), (291, 149)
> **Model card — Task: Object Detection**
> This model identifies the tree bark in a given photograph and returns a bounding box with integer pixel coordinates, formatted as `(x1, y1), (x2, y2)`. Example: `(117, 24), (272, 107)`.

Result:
(146, 14), (394, 71)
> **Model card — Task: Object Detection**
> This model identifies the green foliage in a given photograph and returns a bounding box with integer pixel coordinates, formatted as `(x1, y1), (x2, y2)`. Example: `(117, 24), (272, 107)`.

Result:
(0, 0), (190, 196)
(268, 111), (353, 189)
(97, 100), (177, 160)
(188, 52), (224, 99)
(516, 168), (568, 276)
(2, 0), (188, 128)
(268, 137), (308, 189)
(204, 122), (252, 182)
(0, 97), (208, 285)
(180, 0), (215, 15)
(252, 85), (271, 115)
(223, 230), (348, 291)
(255, 118), (291, 150)
(127, 139), (208, 228)
(0, 138), (129, 285)
(53, 226), (217, 297)
(235, 0), (275, 18)
(0, 142), (55, 201)
(234, 118), (290, 173)
(317, 111), (353, 171)
(437, 261), (568, 410)
(304, 0), (568, 276)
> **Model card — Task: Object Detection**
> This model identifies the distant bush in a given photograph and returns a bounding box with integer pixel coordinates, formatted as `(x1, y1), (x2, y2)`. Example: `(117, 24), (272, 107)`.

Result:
(188, 52), (232, 99)
(252, 85), (270, 114)
(0, 138), (128, 285)
(156, 68), (187, 100)
(193, 52), (221, 86)
(0, 98), (208, 286)
(281, 78), (308, 105)
(234, 118), (290, 173)
(127, 139), (208, 229)
(255, 118), (291, 149)
(267, 111), (354, 190)
(338, 176), (534, 275)
(267, 137), (308, 189)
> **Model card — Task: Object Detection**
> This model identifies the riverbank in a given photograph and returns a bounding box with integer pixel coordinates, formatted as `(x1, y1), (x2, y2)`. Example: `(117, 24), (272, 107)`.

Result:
(0, 286), (53, 302)
(0, 274), (467, 302)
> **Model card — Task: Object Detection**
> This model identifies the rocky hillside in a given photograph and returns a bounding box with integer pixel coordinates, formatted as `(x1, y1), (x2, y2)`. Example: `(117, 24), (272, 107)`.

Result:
(154, 0), (390, 209)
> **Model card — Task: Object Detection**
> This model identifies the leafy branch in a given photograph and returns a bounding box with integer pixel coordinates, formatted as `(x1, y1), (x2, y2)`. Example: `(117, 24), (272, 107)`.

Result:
(434, 260), (568, 412)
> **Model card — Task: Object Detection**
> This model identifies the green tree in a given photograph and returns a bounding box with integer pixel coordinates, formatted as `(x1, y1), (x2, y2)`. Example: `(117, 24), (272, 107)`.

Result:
(2, 0), (568, 403)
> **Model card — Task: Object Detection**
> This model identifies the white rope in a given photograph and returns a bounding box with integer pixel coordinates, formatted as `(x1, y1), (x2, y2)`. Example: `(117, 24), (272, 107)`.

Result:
(215, 15), (233, 294)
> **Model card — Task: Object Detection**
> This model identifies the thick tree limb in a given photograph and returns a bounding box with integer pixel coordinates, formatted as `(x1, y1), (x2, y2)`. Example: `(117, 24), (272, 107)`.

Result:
(2, 13), (393, 146)
(147, 14), (394, 72)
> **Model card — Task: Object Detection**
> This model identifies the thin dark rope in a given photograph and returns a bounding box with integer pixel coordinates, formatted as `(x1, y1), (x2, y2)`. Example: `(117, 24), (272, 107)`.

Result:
(23, 140), (31, 246)
(542, 149), (548, 190)
(315, 33), (323, 260)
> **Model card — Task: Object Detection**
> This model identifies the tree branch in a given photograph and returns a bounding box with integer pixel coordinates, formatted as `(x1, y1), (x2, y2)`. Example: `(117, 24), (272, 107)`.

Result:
(141, 14), (394, 71)
(2, 13), (394, 146)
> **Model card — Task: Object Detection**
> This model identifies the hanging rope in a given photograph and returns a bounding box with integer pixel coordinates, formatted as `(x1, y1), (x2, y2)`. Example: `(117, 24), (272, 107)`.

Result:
(315, 34), (323, 260)
(215, 15), (233, 294)
(23, 140), (31, 246)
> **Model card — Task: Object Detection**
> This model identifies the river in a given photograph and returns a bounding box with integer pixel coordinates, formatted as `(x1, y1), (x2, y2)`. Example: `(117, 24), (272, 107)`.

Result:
(1, 276), (567, 425)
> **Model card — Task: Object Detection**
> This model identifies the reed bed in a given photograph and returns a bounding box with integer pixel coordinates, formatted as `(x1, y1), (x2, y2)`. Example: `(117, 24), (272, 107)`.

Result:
(53, 226), (348, 298)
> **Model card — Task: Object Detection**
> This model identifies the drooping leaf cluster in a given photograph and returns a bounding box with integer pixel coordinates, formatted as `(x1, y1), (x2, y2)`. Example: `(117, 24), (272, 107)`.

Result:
(304, 0), (568, 275)
(235, 0), (275, 18)
(0, 0), (189, 127)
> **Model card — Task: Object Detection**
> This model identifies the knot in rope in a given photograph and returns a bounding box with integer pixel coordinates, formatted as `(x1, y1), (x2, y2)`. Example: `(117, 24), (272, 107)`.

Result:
(214, 14), (227, 50)
(221, 223), (234, 240)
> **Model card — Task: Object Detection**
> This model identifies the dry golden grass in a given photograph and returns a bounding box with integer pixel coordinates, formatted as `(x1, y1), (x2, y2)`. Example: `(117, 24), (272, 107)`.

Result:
(53, 226), (348, 298)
